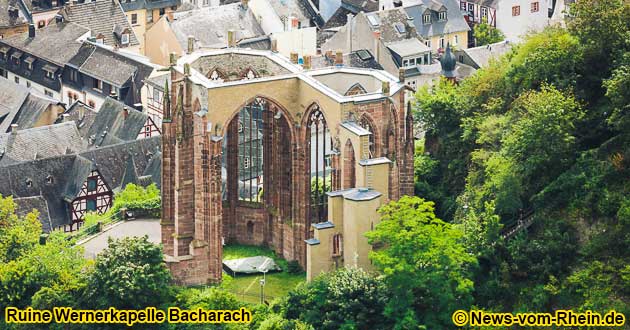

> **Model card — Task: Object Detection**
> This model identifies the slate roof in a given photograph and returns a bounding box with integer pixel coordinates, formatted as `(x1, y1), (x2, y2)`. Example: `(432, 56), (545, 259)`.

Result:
(323, 6), (352, 29)
(0, 22), (88, 66)
(0, 77), (29, 128)
(0, 136), (161, 231)
(70, 42), (147, 87)
(266, 0), (310, 25)
(84, 97), (148, 147)
(364, 8), (421, 44)
(62, 101), (99, 137)
(0, 78), (64, 133)
(405, 0), (470, 39)
(170, 3), (264, 49)
(61, 0), (139, 48)
(311, 49), (383, 70)
(0, 122), (87, 165)
(14, 196), (53, 232)
(341, 0), (377, 13)
(237, 35), (271, 51)
(456, 40), (512, 68)
(119, 0), (180, 11)
(0, 0), (28, 29)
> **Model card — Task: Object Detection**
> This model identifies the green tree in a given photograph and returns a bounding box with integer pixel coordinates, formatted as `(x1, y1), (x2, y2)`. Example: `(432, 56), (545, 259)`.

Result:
(473, 20), (505, 46)
(366, 196), (477, 329)
(84, 236), (172, 310)
(283, 268), (391, 330)
(0, 195), (88, 314)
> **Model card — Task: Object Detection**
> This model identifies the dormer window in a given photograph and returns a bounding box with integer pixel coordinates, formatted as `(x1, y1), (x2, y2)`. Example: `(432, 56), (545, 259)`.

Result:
(394, 22), (406, 34)
(438, 11), (447, 21)
(26, 178), (33, 187)
(24, 57), (35, 70)
(46, 175), (54, 184)
(423, 13), (431, 24)
(121, 33), (129, 45)
(11, 51), (22, 64)
(42, 64), (57, 79)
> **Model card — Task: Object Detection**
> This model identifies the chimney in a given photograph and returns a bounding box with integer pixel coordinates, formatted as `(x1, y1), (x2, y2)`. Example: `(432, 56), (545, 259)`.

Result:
(241, 0), (248, 9)
(373, 30), (381, 63)
(78, 105), (85, 119)
(110, 90), (117, 99)
(381, 81), (390, 94)
(271, 38), (278, 52)
(187, 36), (194, 54)
(122, 107), (129, 120)
(325, 50), (332, 59)
(335, 50), (343, 66)
(10, 124), (18, 134)
(303, 55), (311, 69)
(61, 113), (70, 122)
(290, 52), (299, 64)
(227, 30), (236, 48)
(28, 23), (35, 38)
(346, 13), (353, 51)
(398, 67), (405, 82)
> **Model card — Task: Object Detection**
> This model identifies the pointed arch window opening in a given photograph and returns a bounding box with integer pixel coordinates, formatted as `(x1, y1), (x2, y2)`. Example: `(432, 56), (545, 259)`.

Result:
(308, 107), (333, 224)
(360, 117), (375, 158)
(222, 98), (267, 203)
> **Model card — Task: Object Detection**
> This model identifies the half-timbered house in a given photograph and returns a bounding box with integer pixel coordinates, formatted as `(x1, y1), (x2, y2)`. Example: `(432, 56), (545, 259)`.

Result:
(0, 135), (161, 232)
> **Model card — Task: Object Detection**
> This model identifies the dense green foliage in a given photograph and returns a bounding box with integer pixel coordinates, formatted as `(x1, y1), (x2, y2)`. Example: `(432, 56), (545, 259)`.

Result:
(413, 0), (630, 315)
(472, 20), (505, 46)
(366, 196), (476, 329)
(0, 195), (89, 313)
(84, 236), (173, 309)
(282, 268), (391, 330)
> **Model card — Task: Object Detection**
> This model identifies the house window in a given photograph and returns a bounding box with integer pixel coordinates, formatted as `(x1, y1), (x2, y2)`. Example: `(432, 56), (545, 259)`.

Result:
(531, 2), (539, 12)
(87, 178), (97, 192)
(147, 12), (153, 23)
(402, 59), (409, 67)
(512, 5), (520, 16)
(159, 8), (165, 16)
(14, 76), (19, 84)
(70, 69), (78, 82)
(37, 20), (45, 28)
(454, 35), (459, 45)
(439, 37), (445, 49)
(438, 11), (447, 21)
(131, 13), (138, 25)
(425, 40), (431, 48)
(86, 199), (97, 211)
(45, 90), (53, 97)
(93, 79), (103, 91)
(45, 70), (54, 79)
(121, 33), (130, 45)
(468, 3), (474, 14)
(423, 13), (431, 24)
(481, 6), (488, 20)
(332, 234), (342, 256)
(26, 81), (31, 88)
(460, 1), (466, 11)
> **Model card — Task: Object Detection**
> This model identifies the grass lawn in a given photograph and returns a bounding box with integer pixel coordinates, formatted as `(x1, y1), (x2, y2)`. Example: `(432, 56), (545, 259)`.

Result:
(221, 244), (305, 304)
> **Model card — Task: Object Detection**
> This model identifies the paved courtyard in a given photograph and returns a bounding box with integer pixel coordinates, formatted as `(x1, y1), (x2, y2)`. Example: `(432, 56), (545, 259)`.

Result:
(80, 218), (161, 259)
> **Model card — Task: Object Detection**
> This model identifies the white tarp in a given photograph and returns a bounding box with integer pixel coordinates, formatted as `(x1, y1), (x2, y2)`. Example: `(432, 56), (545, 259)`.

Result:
(223, 256), (282, 274)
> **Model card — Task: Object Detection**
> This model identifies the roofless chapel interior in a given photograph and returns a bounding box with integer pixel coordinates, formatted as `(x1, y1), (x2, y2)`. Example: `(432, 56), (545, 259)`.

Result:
(161, 49), (414, 284)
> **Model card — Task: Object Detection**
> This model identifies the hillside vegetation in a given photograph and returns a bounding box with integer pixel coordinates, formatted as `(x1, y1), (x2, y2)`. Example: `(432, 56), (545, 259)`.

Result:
(413, 0), (630, 313)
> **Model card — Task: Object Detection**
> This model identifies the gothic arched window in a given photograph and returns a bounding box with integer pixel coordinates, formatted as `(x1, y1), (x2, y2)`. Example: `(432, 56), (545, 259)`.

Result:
(307, 106), (332, 224)
(359, 116), (375, 158)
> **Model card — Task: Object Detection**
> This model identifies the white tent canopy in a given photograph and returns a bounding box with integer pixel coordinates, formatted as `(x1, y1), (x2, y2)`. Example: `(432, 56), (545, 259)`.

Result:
(223, 256), (281, 274)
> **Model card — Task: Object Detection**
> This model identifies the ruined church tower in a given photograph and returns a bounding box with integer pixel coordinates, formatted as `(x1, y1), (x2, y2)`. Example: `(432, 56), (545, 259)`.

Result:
(161, 56), (223, 285)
